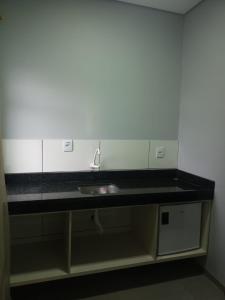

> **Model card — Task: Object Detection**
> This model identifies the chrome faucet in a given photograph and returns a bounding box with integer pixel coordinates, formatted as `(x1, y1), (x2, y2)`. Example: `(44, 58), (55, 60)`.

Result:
(90, 148), (101, 170)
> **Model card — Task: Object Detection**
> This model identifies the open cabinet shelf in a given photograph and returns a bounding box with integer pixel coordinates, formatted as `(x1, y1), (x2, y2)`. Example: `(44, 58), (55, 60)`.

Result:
(10, 212), (70, 286)
(9, 201), (211, 286)
(11, 240), (68, 286)
(71, 231), (154, 276)
(156, 248), (207, 263)
(70, 205), (158, 275)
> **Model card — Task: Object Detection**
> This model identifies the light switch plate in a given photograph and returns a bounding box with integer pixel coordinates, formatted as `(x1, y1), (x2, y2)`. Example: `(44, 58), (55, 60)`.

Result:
(63, 140), (73, 152)
(156, 146), (165, 159)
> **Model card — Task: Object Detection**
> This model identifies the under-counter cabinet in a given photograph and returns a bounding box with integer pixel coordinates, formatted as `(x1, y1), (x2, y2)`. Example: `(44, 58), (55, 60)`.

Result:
(10, 202), (211, 287)
(70, 206), (157, 275)
(10, 213), (70, 285)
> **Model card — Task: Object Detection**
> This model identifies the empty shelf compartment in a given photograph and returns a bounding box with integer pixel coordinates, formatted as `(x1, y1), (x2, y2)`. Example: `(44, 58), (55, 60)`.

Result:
(10, 212), (70, 286)
(70, 205), (158, 275)
(11, 240), (68, 286)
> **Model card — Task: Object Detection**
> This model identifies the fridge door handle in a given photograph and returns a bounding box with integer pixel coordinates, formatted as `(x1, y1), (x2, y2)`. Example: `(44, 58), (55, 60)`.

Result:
(161, 212), (169, 225)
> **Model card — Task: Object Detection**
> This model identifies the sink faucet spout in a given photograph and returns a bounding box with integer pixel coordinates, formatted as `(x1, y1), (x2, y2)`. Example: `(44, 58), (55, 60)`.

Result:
(90, 148), (101, 170)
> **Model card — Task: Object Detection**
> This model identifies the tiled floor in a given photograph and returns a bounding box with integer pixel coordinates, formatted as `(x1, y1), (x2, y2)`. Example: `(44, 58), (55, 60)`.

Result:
(84, 275), (225, 300)
(11, 261), (225, 300)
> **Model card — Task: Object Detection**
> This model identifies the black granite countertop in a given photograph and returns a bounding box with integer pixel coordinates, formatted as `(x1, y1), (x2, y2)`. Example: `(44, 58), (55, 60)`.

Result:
(5, 169), (215, 215)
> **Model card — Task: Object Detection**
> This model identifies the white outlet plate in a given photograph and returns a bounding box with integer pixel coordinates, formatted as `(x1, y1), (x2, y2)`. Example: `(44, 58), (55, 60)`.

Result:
(156, 146), (166, 159)
(63, 140), (73, 152)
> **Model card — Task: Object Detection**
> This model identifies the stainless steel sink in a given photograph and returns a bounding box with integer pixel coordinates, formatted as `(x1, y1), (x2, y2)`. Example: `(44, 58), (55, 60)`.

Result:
(78, 184), (119, 195)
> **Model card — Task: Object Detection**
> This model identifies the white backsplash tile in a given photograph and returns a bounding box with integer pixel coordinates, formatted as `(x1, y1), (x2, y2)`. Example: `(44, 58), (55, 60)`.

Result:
(2, 139), (42, 173)
(43, 140), (99, 172)
(100, 140), (149, 170)
(149, 140), (178, 169)
(3, 139), (179, 173)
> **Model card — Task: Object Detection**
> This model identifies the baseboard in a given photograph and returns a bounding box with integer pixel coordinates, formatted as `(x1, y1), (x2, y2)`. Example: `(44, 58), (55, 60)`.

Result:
(205, 271), (225, 294)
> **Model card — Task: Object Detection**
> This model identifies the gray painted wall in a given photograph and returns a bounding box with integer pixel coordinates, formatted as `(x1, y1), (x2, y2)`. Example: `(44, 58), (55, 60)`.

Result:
(0, 0), (183, 139)
(179, 0), (225, 286)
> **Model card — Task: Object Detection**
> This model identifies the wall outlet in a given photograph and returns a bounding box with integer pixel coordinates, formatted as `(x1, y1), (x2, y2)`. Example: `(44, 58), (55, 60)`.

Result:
(62, 140), (73, 152)
(156, 146), (165, 159)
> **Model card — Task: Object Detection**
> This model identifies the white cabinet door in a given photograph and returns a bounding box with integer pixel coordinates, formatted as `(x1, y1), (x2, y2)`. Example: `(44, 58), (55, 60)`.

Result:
(158, 203), (202, 255)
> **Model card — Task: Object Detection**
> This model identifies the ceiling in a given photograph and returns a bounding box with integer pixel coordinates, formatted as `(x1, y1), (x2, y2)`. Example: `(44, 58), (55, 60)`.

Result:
(115, 0), (204, 14)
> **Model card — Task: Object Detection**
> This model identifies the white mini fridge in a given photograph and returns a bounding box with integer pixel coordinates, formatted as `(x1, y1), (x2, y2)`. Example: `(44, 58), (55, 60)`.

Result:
(158, 203), (202, 256)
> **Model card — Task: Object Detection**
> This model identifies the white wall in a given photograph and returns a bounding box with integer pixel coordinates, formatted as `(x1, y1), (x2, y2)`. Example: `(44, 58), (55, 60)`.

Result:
(0, 0), (183, 139)
(178, 0), (225, 286)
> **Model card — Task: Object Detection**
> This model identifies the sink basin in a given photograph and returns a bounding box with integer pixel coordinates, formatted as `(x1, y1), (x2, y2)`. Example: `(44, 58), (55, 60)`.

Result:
(78, 184), (119, 195)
